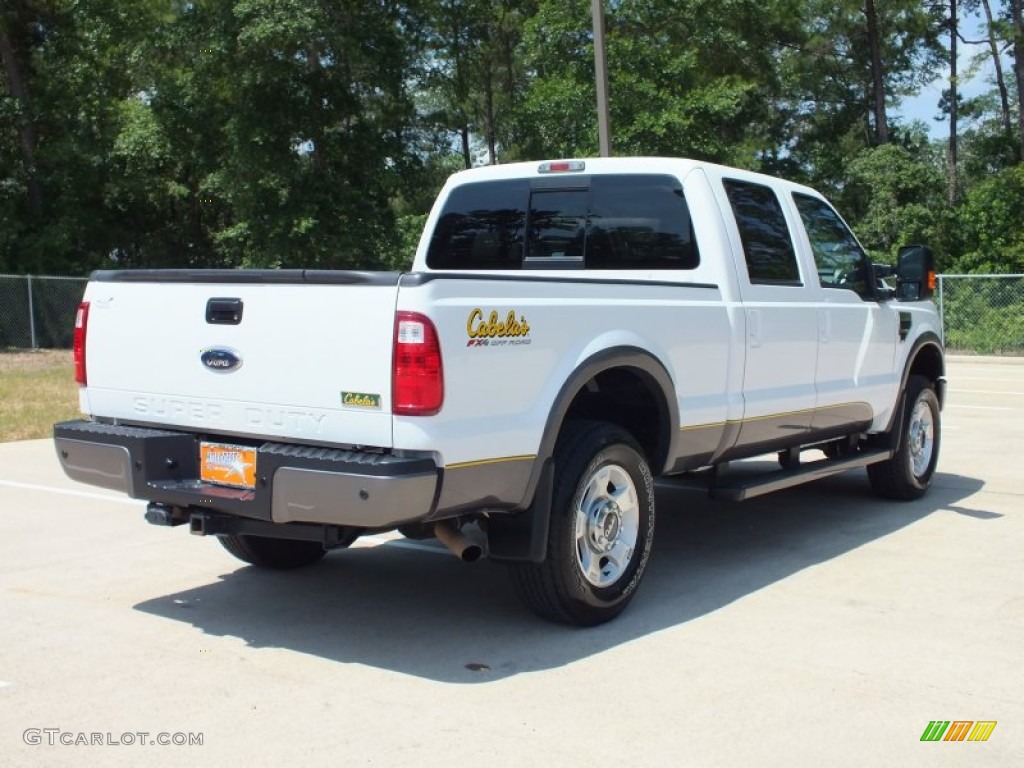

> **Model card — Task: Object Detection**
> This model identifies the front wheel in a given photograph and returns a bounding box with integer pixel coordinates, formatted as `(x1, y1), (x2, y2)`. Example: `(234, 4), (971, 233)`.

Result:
(509, 421), (656, 626)
(868, 375), (941, 500)
(218, 535), (327, 570)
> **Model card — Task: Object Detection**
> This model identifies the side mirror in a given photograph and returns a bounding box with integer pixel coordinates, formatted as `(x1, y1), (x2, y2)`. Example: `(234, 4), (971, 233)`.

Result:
(896, 244), (936, 301)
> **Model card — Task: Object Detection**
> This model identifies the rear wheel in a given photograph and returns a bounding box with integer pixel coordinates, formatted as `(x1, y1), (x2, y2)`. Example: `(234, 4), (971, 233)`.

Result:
(509, 421), (656, 626)
(868, 375), (941, 500)
(218, 535), (327, 570)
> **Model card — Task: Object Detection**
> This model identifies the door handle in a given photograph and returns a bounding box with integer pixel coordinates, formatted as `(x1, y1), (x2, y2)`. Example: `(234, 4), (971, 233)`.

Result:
(206, 297), (243, 325)
(747, 309), (761, 348)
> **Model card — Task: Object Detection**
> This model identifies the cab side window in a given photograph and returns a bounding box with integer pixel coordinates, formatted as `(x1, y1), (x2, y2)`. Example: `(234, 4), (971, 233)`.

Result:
(427, 180), (527, 269)
(793, 193), (872, 299)
(723, 180), (801, 285)
(587, 175), (698, 269)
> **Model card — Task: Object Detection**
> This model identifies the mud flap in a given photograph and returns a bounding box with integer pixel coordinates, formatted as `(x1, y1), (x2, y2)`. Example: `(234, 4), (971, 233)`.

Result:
(487, 458), (553, 563)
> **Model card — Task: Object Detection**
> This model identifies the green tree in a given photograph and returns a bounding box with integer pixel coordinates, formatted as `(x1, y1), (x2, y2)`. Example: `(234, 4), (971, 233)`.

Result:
(1012, 0), (1024, 154)
(162, 0), (416, 269)
(511, 0), (804, 165)
(416, 0), (536, 168)
(846, 141), (951, 265)
(1, 1), (421, 273)
(0, 1), (46, 224)
(976, 0), (1018, 161)
(1, 0), (170, 274)
(778, 0), (945, 198)
(3, 0), (1018, 279)
(956, 164), (1024, 272)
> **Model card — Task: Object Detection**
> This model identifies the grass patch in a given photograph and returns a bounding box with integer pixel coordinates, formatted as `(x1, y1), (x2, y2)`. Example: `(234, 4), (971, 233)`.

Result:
(0, 349), (81, 442)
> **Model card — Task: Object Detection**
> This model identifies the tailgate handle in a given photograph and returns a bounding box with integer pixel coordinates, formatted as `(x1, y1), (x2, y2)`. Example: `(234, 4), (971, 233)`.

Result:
(206, 297), (243, 325)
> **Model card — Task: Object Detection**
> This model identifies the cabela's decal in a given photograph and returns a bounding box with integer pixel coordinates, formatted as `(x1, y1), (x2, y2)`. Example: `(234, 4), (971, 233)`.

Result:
(341, 391), (382, 409)
(466, 308), (532, 347)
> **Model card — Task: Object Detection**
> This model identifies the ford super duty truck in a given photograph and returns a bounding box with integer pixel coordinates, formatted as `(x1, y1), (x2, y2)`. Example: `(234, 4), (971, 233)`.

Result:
(54, 157), (945, 625)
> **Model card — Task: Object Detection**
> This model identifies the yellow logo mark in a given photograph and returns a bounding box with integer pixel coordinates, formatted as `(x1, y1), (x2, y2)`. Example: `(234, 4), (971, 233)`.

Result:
(965, 722), (997, 742)
(341, 391), (381, 409)
(466, 308), (530, 339)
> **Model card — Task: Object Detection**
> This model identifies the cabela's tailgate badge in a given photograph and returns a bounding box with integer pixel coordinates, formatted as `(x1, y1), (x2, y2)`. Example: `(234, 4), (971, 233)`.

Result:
(200, 347), (243, 373)
(341, 391), (382, 410)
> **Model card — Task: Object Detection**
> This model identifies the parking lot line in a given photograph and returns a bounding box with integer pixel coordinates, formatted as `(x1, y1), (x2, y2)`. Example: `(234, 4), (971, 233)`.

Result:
(945, 404), (1011, 411)
(0, 479), (140, 506)
(948, 389), (1024, 396)
(951, 376), (1023, 383)
(0, 477), (450, 557)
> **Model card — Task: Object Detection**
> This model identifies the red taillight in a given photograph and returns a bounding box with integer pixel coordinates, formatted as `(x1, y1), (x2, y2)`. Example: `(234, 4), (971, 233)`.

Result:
(73, 301), (90, 386)
(392, 311), (443, 416)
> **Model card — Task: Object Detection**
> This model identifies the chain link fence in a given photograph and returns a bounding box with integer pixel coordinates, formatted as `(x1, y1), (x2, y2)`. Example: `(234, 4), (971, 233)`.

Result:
(1, 275), (88, 349)
(1, 272), (1022, 353)
(937, 274), (1024, 356)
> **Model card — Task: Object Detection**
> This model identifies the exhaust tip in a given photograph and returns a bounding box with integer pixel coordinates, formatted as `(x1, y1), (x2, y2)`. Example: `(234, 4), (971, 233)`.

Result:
(434, 521), (483, 563)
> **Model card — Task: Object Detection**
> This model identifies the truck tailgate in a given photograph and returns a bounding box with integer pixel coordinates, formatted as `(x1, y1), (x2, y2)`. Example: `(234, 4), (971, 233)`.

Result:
(80, 271), (398, 448)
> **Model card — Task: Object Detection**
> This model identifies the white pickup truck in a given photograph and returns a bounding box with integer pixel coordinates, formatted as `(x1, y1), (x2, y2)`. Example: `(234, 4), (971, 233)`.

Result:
(55, 157), (945, 625)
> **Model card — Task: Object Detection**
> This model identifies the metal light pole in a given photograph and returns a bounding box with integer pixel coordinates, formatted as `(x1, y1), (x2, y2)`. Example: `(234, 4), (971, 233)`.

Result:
(591, 0), (612, 157)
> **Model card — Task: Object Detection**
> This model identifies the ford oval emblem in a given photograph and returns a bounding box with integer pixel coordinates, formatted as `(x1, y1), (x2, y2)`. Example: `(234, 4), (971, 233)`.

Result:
(200, 347), (243, 373)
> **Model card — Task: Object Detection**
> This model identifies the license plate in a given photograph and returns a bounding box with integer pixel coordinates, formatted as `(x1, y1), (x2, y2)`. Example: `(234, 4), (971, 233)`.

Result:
(200, 442), (257, 490)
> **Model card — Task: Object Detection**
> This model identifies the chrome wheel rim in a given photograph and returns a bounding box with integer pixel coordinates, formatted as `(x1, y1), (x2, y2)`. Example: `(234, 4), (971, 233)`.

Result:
(907, 399), (935, 478)
(574, 463), (640, 588)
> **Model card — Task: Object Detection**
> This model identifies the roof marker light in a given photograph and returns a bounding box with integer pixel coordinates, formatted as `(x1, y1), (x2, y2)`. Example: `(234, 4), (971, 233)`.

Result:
(539, 160), (586, 174)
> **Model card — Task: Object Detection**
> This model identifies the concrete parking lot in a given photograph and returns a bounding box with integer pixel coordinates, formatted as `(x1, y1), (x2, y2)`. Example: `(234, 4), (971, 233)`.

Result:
(1, 356), (1021, 767)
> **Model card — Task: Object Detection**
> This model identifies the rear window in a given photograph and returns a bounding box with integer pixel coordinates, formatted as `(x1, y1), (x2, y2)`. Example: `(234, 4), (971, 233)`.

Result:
(527, 189), (587, 263)
(426, 174), (699, 270)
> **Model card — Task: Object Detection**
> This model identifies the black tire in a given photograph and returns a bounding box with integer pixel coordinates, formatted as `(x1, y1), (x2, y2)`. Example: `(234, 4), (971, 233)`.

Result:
(509, 421), (656, 626)
(868, 374), (941, 500)
(218, 535), (327, 570)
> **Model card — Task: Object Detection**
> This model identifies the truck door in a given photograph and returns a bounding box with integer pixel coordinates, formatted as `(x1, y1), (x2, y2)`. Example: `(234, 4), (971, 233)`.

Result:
(720, 178), (820, 454)
(790, 193), (899, 432)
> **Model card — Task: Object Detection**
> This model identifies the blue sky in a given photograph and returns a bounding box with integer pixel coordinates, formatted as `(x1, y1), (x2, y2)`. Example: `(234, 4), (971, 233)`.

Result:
(894, 8), (1009, 139)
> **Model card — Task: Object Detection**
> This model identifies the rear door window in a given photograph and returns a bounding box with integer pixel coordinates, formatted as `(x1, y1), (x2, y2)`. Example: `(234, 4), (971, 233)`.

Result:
(723, 180), (801, 285)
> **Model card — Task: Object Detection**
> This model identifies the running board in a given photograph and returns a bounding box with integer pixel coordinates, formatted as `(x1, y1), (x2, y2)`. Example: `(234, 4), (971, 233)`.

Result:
(663, 448), (893, 502)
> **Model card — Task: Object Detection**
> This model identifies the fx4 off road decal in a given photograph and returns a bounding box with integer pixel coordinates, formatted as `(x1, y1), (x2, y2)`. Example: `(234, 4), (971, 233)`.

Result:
(466, 308), (531, 347)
